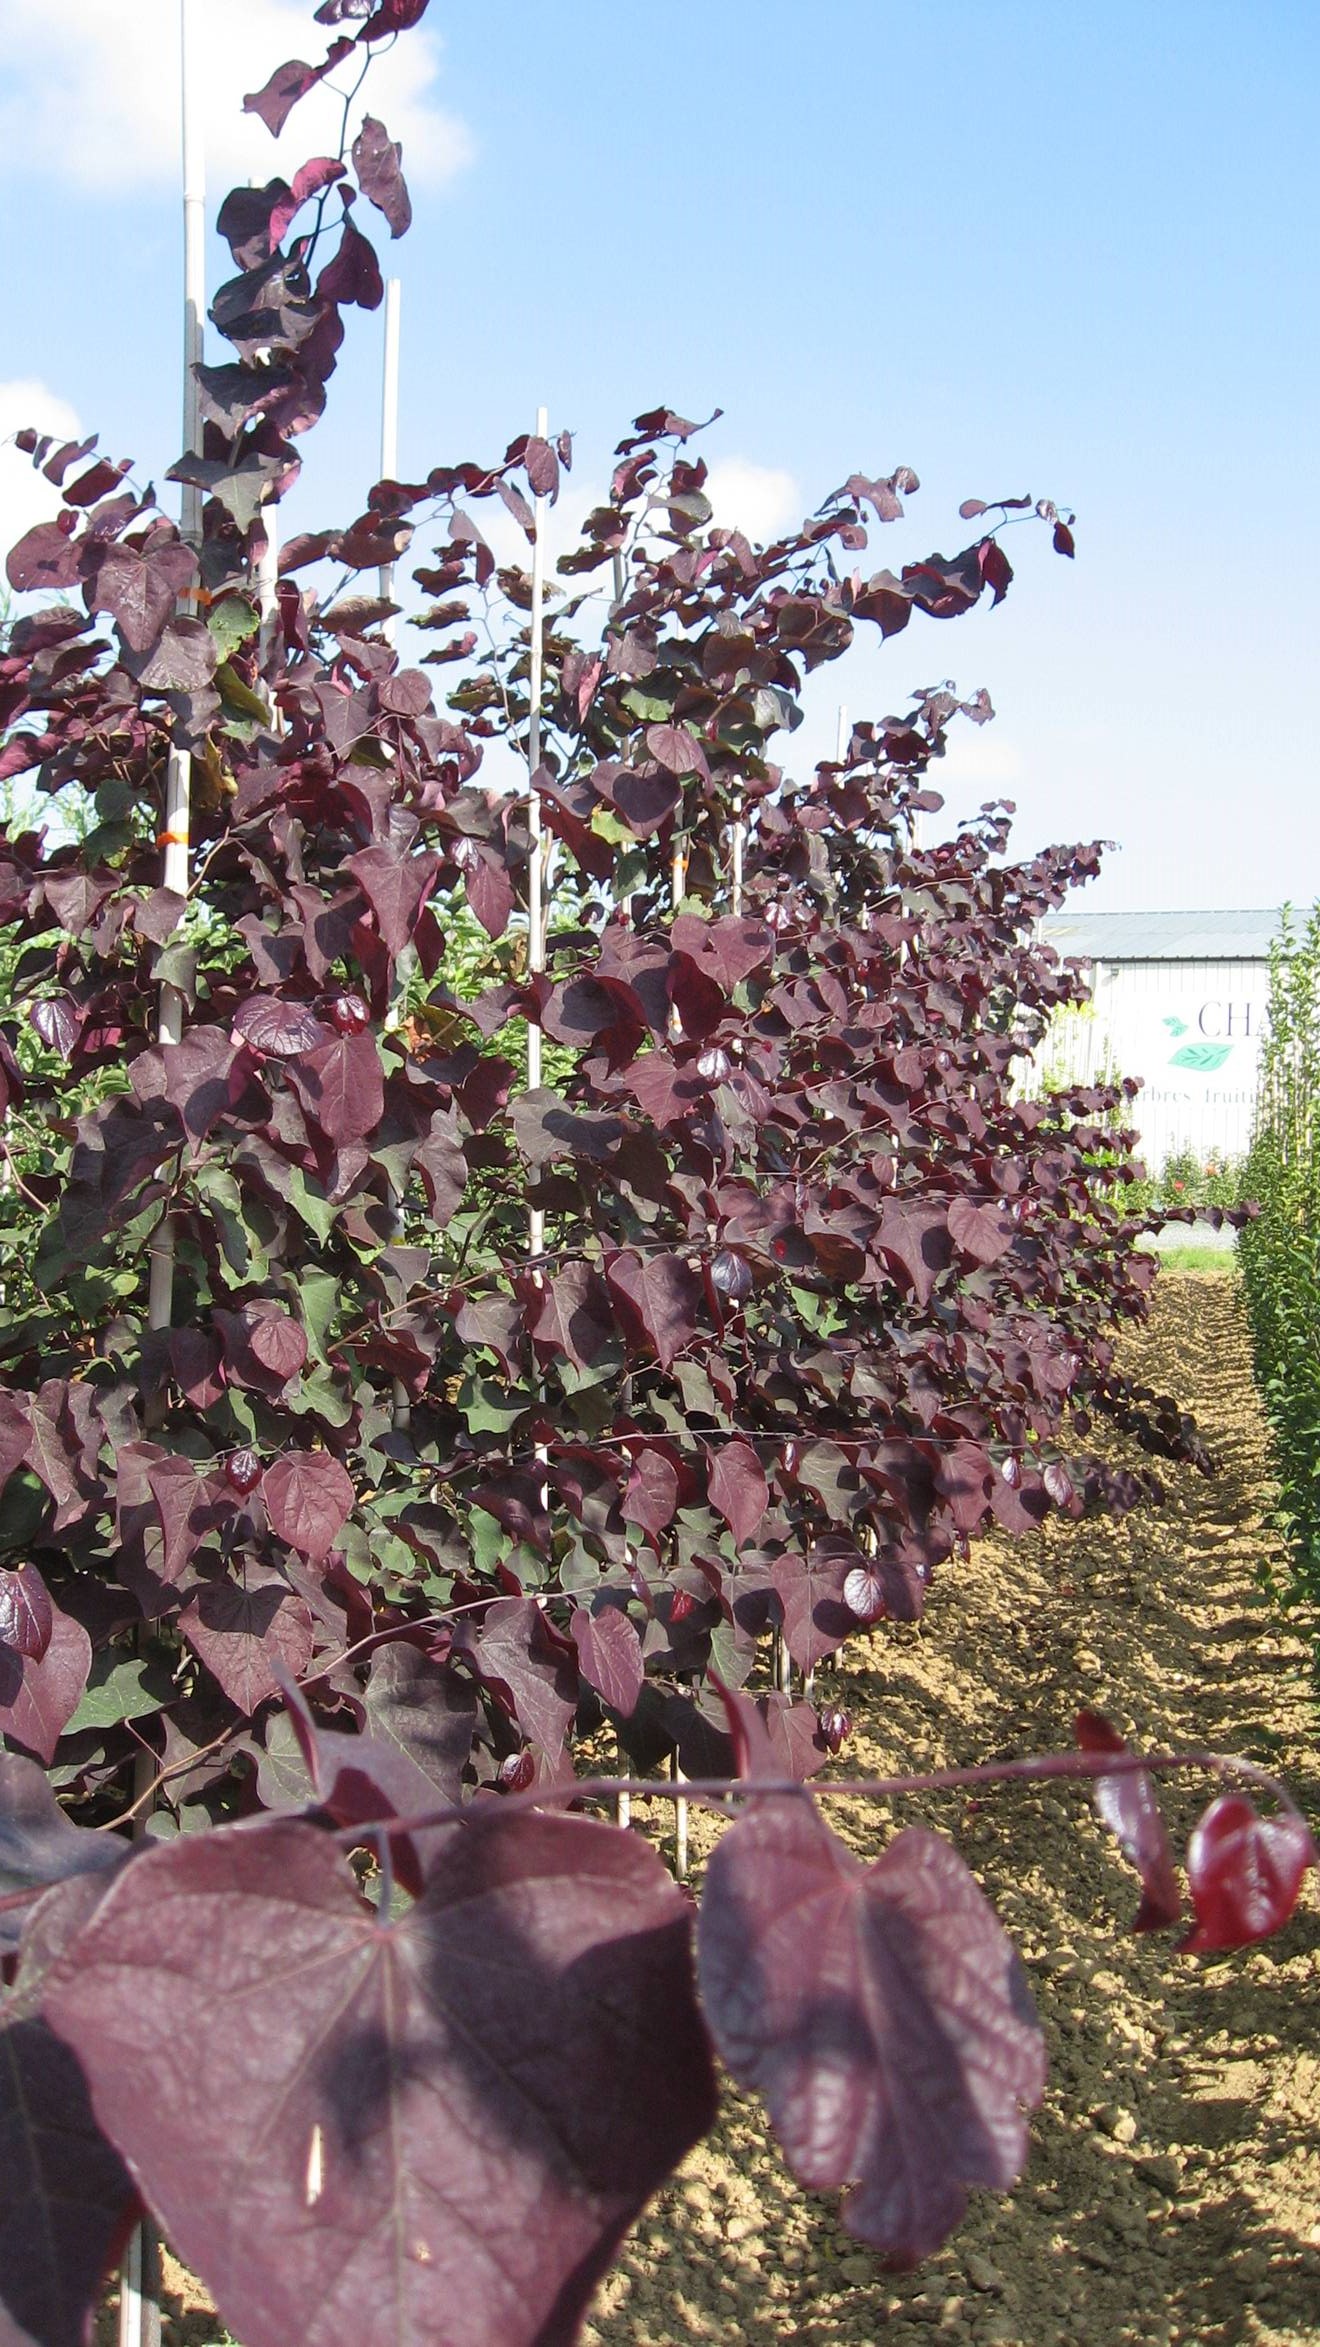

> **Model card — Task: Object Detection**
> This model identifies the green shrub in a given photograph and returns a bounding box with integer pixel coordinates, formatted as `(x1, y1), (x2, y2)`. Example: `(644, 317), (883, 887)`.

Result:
(1239, 904), (1320, 1608)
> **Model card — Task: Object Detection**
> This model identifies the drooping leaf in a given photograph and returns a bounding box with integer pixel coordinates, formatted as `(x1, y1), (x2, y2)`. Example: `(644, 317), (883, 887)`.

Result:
(771, 1541), (858, 1672)
(0, 1876), (137, 2347)
(348, 842), (439, 955)
(178, 1574), (316, 1716)
(708, 1442), (769, 1550)
(1074, 1710), (1181, 1932)
(351, 115), (412, 237)
(362, 1645), (477, 1803)
(698, 1801), (1046, 2265)
(0, 1754), (125, 1954)
(133, 618), (218, 693)
(606, 1249), (703, 1371)
(293, 1031), (385, 1145)
(243, 43), (354, 137)
(946, 1198), (1014, 1266)
(45, 1814), (717, 2347)
(874, 1199), (953, 1307)
(470, 1598), (578, 1765)
(621, 1446), (680, 1536)
(570, 1606), (645, 1718)
(1179, 1795), (1316, 1954)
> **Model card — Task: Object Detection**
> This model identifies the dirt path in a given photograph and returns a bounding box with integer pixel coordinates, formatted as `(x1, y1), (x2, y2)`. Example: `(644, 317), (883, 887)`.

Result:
(586, 1273), (1320, 2347)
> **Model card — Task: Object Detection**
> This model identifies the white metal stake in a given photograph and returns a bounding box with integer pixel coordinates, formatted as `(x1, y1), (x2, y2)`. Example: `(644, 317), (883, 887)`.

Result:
(378, 278), (402, 645)
(835, 703), (849, 765)
(130, 17), (202, 2342)
(374, 280), (413, 1434)
(526, 405), (549, 1258)
(671, 1748), (688, 1881)
(668, 832), (690, 1877)
(146, 0), (204, 1348)
(255, 509), (279, 669)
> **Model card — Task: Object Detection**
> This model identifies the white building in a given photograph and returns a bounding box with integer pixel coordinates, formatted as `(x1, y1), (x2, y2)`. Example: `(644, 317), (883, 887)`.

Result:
(1033, 909), (1282, 1171)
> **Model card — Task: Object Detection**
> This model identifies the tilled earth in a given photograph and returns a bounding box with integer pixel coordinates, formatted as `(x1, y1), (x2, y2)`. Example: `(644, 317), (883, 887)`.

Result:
(129, 1273), (1320, 2347)
(584, 1274), (1320, 2347)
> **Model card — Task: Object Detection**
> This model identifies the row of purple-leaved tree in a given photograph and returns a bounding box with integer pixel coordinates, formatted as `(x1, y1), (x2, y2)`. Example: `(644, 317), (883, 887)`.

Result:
(0, 3), (1295, 2344)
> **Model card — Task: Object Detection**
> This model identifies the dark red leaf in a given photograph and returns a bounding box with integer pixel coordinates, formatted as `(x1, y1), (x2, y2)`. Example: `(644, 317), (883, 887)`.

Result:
(0, 1612), (92, 1767)
(1180, 1795), (1316, 1953)
(842, 1550), (925, 1626)
(708, 1441), (769, 1550)
(524, 437), (559, 499)
(645, 724), (709, 780)
(874, 1198), (953, 1306)
(470, 1598), (577, 1763)
(293, 1030), (385, 1145)
(87, 538), (196, 654)
(698, 1801), (1046, 2265)
(1074, 1711), (1181, 1933)
(621, 1447), (680, 1536)
(347, 116), (408, 238)
(0, 1754), (125, 1953)
(248, 1313), (309, 1387)
(134, 618), (218, 693)
(606, 1250), (703, 1370)
(571, 1606), (645, 1717)
(771, 1541), (858, 1673)
(5, 517), (82, 594)
(1053, 521), (1076, 558)
(319, 212), (385, 312)
(28, 996), (80, 1061)
(946, 1197), (1014, 1266)
(348, 843), (439, 955)
(263, 1452), (355, 1564)
(178, 1575), (316, 1716)
(0, 1875), (137, 2347)
(243, 44), (353, 136)
(231, 995), (332, 1058)
(362, 1645), (477, 1803)
(0, 1565), (53, 1662)
(45, 1814), (717, 2347)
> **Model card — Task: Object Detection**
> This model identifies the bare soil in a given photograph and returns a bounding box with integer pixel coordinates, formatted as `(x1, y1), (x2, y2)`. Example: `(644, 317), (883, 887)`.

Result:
(584, 1272), (1320, 2347)
(124, 1273), (1320, 2347)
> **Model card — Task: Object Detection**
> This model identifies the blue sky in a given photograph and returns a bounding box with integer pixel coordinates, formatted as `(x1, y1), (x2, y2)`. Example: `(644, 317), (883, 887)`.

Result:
(2, 0), (1316, 911)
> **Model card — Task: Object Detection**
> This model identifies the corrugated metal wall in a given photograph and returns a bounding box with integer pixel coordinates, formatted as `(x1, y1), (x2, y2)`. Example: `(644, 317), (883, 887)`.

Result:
(1030, 958), (1270, 1170)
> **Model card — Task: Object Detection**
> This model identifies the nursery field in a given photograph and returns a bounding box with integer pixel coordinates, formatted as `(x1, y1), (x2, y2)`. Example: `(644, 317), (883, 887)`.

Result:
(584, 1268), (1320, 2347)
(111, 1269), (1320, 2347)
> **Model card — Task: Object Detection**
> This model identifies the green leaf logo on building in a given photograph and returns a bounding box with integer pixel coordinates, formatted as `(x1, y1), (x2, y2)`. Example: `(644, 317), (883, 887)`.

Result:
(1169, 1041), (1233, 1073)
(1163, 1014), (1189, 1037)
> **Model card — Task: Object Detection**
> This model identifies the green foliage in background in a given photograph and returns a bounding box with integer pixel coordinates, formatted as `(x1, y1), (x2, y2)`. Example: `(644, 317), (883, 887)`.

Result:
(1239, 904), (1320, 1612)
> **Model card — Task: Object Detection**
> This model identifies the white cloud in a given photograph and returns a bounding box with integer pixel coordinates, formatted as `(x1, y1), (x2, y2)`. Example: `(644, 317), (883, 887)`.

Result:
(0, 379), (82, 578)
(0, 1), (473, 195)
(703, 459), (801, 546)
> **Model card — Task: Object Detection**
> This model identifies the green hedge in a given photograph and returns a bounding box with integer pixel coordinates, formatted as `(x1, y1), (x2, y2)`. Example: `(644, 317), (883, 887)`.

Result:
(1239, 904), (1320, 1606)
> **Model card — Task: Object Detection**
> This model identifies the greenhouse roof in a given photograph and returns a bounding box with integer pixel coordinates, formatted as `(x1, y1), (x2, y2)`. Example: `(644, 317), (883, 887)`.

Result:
(1038, 909), (1285, 962)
